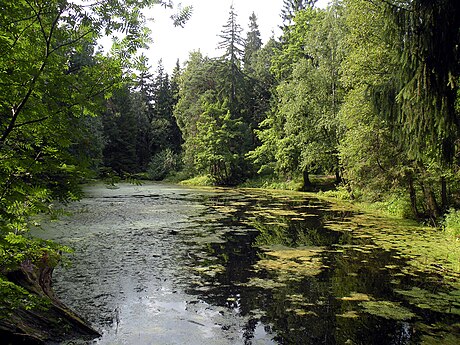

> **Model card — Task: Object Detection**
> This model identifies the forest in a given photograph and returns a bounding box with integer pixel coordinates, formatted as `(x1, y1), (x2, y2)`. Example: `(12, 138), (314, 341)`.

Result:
(0, 0), (459, 341)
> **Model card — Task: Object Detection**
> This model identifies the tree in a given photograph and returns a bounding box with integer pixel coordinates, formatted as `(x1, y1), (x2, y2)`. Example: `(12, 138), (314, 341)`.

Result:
(374, 0), (460, 165)
(174, 52), (223, 172)
(244, 37), (278, 135)
(102, 84), (139, 174)
(244, 12), (263, 71)
(194, 100), (248, 185)
(281, 0), (317, 26)
(0, 0), (191, 333)
(337, 0), (460, 219)
(218, 5), (246, 113)
(251, 5), (345, 189)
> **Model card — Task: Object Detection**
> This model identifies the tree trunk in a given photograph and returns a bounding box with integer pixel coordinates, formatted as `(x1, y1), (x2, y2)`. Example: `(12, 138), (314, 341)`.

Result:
(421, 181), (441, 220)
(335, 163), (342, 185)
(407, 173), (418, 218)
(441, 175), (447, 212)
(417, 161), (441, 220)
(301, 167), (312, 191)
(1, 258), (100, 344)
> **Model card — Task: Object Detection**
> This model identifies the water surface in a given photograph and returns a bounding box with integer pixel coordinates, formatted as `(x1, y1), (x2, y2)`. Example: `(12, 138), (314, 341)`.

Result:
(34, 183), (460, 344)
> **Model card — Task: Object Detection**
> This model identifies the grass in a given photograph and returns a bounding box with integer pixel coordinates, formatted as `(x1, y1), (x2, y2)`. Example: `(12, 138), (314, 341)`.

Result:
(444, 208), (460, 240)
(179, 175), (214, 186)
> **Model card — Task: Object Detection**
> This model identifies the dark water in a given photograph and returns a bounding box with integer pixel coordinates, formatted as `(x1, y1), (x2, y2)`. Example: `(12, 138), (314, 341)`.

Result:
(34, 183), (460, 344)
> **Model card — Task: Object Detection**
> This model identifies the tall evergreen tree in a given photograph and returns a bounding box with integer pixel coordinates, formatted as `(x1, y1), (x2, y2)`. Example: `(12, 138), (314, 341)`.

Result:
(174, 52), (222, 171)
(281, 0), (317, 26)
(374, 0), (460, 165)
(244, 12), (263, 71)
(218, 5), (246, 113)
(102, 85), (139, 174)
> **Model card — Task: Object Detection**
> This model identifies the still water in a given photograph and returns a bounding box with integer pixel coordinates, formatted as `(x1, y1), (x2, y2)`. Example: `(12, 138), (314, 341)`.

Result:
(35, 183), (460, 344)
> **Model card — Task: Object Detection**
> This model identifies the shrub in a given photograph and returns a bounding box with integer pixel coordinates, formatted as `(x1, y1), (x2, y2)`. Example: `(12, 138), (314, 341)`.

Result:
(147, 149), (182, 181)
(444, 208), (460, 239)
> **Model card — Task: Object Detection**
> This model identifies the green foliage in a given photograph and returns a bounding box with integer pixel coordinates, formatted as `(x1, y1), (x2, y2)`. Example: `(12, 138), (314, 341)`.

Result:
(180, 175), (214, 186)
(0, 233), (71, 272)
(170, 4), (194, 27)
(251, 4), (345, 189)
(443, 209), (460, 239)
(319, 185), (352, 200)
(100, 59), (182, 175)
(0, 277), (48, 317)
(0, 0), (188, 322)
(243, 13), (263, 69)
(218, 5), (245, 65)
(147, 149), (182, 180)
(174, 46), (254, 184)
(338, 0), (459, 220)
(193, 100), (249, 185)
(377, 0), (460, 164)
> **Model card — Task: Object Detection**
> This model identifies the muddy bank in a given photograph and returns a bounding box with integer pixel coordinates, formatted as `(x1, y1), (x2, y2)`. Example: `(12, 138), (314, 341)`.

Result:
(0, 258), (100, 344)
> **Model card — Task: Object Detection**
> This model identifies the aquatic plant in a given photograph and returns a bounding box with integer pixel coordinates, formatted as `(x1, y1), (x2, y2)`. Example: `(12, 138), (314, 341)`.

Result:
(359, 300), (416, 320)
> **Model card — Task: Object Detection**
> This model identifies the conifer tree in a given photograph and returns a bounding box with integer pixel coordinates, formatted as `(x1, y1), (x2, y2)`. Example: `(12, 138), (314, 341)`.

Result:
(375, 0), (460, 165)
(244, 12), (263, 71)
(218, 5), (245, 113)
(281, 0), (317, 26)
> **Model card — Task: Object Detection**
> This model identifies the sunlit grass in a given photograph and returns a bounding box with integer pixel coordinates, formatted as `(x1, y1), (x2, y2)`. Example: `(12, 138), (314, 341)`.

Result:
(179, 175), (214, 186)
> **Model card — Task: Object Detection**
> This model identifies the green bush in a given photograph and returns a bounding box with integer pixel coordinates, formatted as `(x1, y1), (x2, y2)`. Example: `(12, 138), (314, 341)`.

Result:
(382, 194), (413, 218)
(444, 208), (460, 239)
(147, 149), (182, 181)
(320, 185), (353, 200)
(180, 175), (214, 186)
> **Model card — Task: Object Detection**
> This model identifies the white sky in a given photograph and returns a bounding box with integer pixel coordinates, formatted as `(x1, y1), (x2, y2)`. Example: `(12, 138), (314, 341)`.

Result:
(144, 0), (330, 73)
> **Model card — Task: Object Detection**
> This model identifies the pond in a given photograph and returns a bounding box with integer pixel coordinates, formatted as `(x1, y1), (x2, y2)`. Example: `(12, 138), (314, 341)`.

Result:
(33, 183), (460, 344)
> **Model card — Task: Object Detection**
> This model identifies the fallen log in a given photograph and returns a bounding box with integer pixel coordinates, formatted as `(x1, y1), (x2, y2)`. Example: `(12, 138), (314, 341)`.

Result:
(0, 257), (100, 344)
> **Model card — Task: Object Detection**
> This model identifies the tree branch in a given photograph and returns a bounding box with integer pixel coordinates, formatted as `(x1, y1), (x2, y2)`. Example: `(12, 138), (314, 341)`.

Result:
(0, 4), (64, 147)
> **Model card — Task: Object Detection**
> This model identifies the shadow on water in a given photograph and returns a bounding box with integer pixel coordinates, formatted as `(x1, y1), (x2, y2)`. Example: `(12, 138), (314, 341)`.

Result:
(34, 184), (460, 344)
(180, 189), (460, 345)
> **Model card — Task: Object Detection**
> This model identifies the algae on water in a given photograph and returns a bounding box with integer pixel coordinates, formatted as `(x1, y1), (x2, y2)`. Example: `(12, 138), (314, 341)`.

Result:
(255, 246), (325, 278)
(395, 287), (460, 316)
(359, 300), (416, 320)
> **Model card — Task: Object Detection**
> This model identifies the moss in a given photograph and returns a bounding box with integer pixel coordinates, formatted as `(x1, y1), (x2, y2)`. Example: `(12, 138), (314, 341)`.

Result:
(192, 264), (225, 277)
(418, 323), (460, 345)
(242, 277), (287, 289)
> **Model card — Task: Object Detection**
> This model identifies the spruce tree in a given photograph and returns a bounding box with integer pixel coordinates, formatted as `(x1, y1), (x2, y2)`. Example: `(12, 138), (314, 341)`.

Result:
(244, 12), (263, 71)
(281, 0), (317, 26)
(375, 0), (460, 164)
(218, 5), (245, 113)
